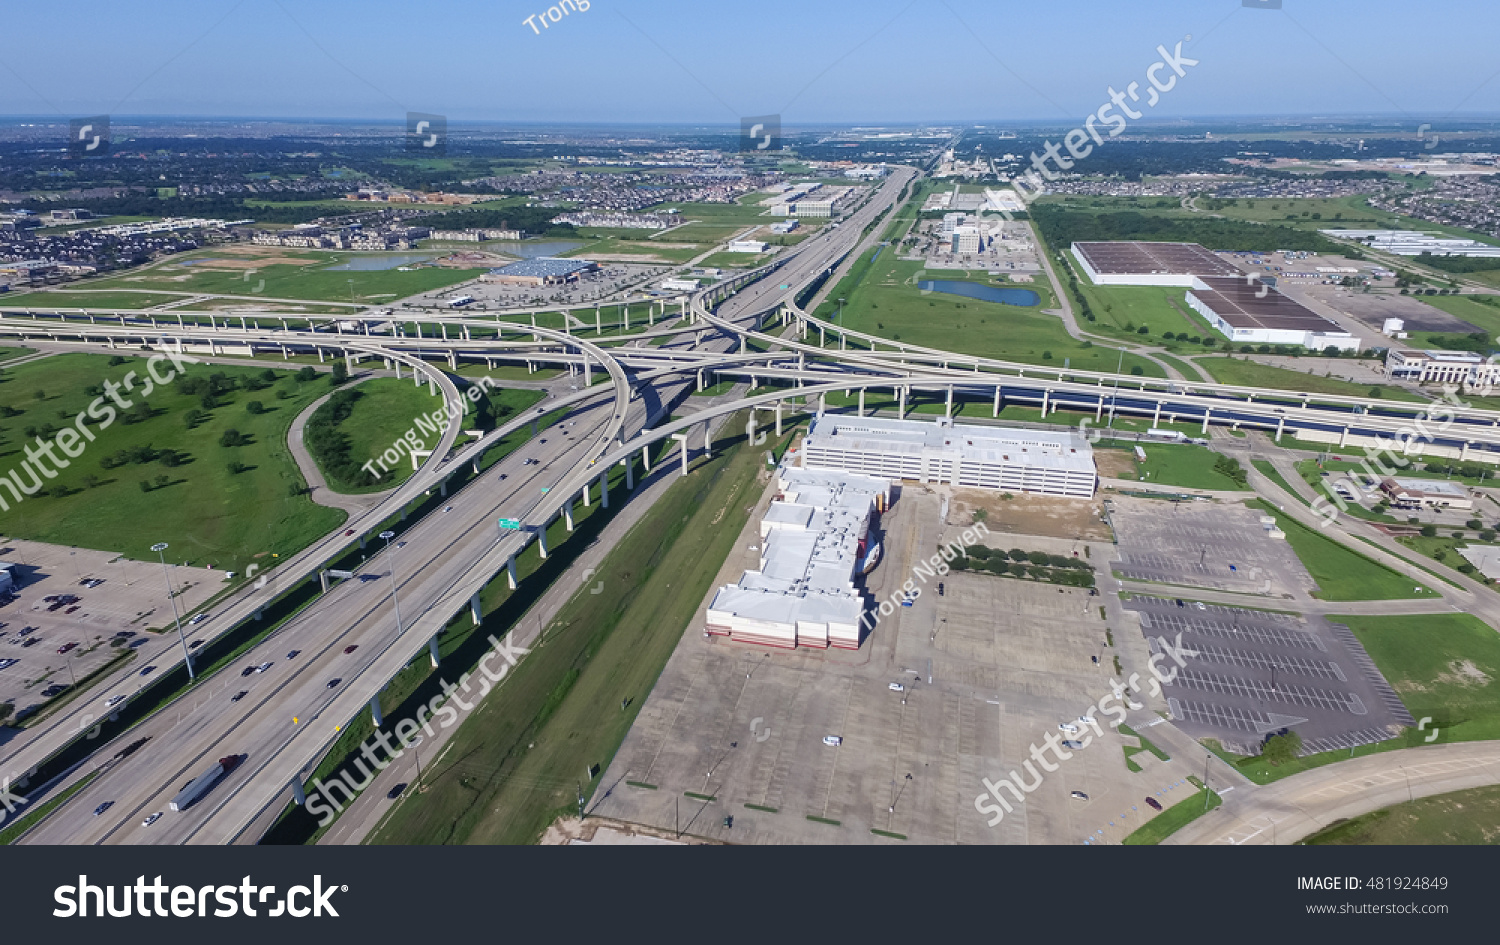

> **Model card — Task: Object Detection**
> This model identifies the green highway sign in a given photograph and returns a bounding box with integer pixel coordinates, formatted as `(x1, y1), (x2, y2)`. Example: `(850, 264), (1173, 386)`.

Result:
(498, 518), (522, 530)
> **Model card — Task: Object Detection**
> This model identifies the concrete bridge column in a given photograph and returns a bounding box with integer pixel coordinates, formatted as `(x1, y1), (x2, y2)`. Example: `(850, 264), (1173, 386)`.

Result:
(1039, 388), (1048, 417)
(995, 386), (1004, 418)
(565, 500), (575, 531)
(319, 570), (330, 593)
(697, 369), (704, 392)
(599, 471), (610, 508)
(1201, 408), (1210, 434)
(584, 356), (591, 386)
(596, 308), (602, 334)
(819, 325), (825, 346)
(282, 345), (289, 360)
(1461, 441), (1471, 461)
(412, 365), (421, 387)
(673, 433), (690, 476)
(470, 593), (483, 626)
(1275, 415), (1286, 442)
(506, 554), (518, 590)
(625, 457), (634, 489)
(428, 635), (441, 668)
(740, 335), (747, 354)
(898, 386), (907, 419)
(642, 445), (653, 472)
(1339, 427), (1349, 448)
(439, 323), (447, 340)
(775, 400), (783, 437)
(582, 481), (592, 507)
(945, 386), (953, 419)
(448, 350), (457, 370)
(859, 388), (866, 417)
(1152, 401), (1161, 426)
(537, 524), (549, 559)
(370, 696), (384, 728)
(177, 314), (184, 329)
(1095, 395), (1103, 422)
(429, 375), (437, 396)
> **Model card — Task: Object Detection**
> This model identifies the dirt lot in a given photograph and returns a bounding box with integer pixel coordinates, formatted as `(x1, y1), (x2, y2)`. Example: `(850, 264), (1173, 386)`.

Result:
(1093, 449), (1138, 480)
(947, 487), (1112, 541)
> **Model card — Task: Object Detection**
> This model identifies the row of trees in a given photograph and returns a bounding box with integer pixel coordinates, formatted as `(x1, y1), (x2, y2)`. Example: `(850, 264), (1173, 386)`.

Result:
(952, 545), (1096, 588)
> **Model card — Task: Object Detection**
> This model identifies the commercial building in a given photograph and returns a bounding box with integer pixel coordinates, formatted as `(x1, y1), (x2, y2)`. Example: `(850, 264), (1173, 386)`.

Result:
(801, 415), (1096, 497)
(0, 563), (13, 597)
(1185, 277), (1359, 351)
(1320, 229), (1500, 259)
(727, 239), (769, 253)
(659, 277), (700, 291)
(770, 220), (799, 234)
(1378, 477), (1473, 511)
(1071, 241), (1241, 286)
(1386, 348), (1500, 387)
(429, 228), (524, 241)
(951, 225), (983, 254)
(705, 468), (888, 650)
(481, 257), (599, 286)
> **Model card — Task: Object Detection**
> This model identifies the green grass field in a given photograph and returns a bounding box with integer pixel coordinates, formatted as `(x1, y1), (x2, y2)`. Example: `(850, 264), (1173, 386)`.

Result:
(317, 378), (451, 493)
(0, 352), (344, 569)
(0, 346), (38, 363)
(820, 252), (1166, 377)
(68, 249), (485, 303)
(1251, 501), (1439, 600)
(1414, 294), (1500, 338)
(1303, 784), (1500, 845)
(369, 413), (772, 844)
(11, 290), (191, 309)
(1132, 443), (1251, 491)
(1195, 357), (1424, 402)
(1344, 612), (1500, 742)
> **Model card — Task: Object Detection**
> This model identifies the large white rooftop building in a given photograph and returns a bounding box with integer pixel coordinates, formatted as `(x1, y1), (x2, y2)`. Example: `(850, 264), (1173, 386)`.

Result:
(801, 415), (1096, 497)
(705, 468), (889, 650)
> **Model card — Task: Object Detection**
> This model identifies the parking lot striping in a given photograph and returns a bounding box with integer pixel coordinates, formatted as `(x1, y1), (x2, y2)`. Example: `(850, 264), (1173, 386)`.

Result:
(1171, 670), (1364, 714)
(1175, 701), (1306, 733)
(1153, 616), (1325, 652)
(1183, 644), (1345, 682)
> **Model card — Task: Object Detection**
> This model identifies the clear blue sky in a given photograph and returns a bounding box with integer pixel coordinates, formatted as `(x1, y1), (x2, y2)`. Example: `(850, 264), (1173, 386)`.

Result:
(2, 0), (1495, 124)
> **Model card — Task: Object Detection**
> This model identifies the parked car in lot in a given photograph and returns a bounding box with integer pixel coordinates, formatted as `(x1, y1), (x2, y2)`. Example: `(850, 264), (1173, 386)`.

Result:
(889, 682), (905, 692)
(1070, 791), (1090, 800)
(822, 735), (842, 747)
(1059, 722), (1079, 734)
(21, 638), (39, 648)
(1145, 796), (1163, 811)
(56, 642), (78, 654)
(1061, 739), (1084, 749)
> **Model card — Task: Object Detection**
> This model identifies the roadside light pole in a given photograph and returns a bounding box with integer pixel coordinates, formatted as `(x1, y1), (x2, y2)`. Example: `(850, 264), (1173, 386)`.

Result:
(1107, 346), (1125, 430)
(151, 542), (194, 680)
(379, 530), (404, 635)
(1203, 751), (1212, 810)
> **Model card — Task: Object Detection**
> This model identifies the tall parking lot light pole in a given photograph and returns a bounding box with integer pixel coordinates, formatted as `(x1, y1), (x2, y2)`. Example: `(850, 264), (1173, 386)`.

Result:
(151, 542), (194, 680)
(1107, 346), (1126, 430)
(379, 530), (405, 635)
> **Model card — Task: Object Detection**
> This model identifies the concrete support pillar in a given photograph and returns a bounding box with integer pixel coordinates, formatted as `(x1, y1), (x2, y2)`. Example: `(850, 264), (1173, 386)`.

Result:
(537, 523), (549, 559)
(428, 635), (441, 669)
(317, 347), (325, 363)
(642, 445), (652, 472)
(1339, 426), (1349, 448)
(1153, 401), (1162, 426)
(1275, 415), (1285, 442)
(898, 386), (907, 419)
(439, 480), (447, 498)
(697, 369), (704, 392)
(599, 471), (610, 508)
(470, 592), (483, 626)
(858, 388), (866, 417)
(319, 571), (329, 593)
(625, 457), (634, 489)
(673, 433), (690, 476)
(945, 385), (953, 419)
(1040, 388), (1048, 417)
(997, 386), (1005, 418)
(448, 350), (457, 370)
(429, 375), (437, 396)
(370, 696), (384, 728)
(1461, 441), (1471, 461)
(596, 309), (602, 334)
(1201, 408), (1210, 434)
(584, 356), (591, 386)
(565, 500), (574, 531)
(582, 481), (592, 507)
(506, 554), (518, 590)
(819, 325), (825, 347)
(775, 400), (783, 436)
(1095, 395), (1103, 422)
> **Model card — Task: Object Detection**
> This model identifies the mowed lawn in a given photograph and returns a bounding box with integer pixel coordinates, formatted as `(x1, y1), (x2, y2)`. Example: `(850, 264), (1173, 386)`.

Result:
(371, 413), (768, 845)
(833, 255), (1166, 377)
(1340, 612), (1500, 743)
(1252, 501), (1439, 600)
(320, 378), (452, 494)
(1195, 357), (1425, 402)
(12, 290), (191, 309)
(1132, 443), (1250, 491)
(0, 352), (344, 569)
(1304, 784), (1500, 845)
(73, 250), (484, 303)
